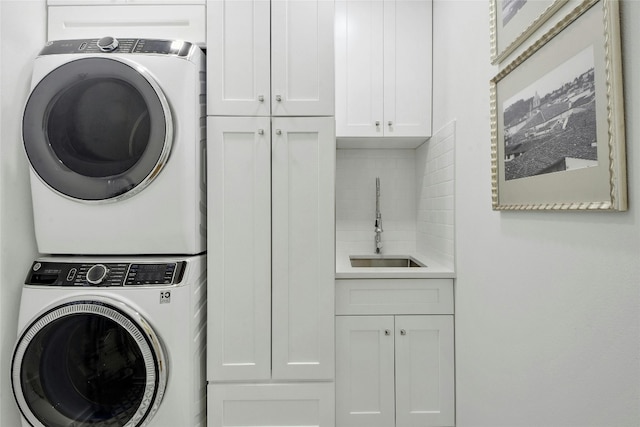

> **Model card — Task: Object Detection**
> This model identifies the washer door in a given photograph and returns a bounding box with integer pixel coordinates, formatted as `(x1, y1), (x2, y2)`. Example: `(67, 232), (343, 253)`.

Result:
(23, 57), (173, 202)
(11, 298), (167, 427)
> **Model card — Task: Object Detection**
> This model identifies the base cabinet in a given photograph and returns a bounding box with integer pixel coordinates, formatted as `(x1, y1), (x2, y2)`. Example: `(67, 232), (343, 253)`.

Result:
(336, 315), (455, 427)
(208, 383), (335, 427)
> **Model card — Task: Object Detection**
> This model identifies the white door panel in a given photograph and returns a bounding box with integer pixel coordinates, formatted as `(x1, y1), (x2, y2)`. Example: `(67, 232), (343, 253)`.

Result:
(207, 117), (272, 381)
(207, 0), (271, 116)
(271, 117), (335, 380)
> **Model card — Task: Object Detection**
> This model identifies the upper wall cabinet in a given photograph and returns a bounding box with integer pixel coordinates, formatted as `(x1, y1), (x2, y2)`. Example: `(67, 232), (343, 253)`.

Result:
(47, 0), (206, 45)
(335, 0), (432, 140)
(207, 0), (335, 117)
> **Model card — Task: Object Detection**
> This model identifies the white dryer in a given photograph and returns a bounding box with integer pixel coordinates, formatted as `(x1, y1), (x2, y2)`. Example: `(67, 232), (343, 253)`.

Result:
(22, 37), (206, 255)
(11, 254), (206, 427)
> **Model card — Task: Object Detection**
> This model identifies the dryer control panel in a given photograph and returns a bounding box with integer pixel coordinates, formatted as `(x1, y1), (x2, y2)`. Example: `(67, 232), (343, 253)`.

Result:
(26, 261), (186, 287)
(39, 38), (193, 57)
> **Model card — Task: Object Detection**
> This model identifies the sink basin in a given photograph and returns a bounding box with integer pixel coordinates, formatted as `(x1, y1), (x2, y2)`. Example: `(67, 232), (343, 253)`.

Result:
(349, 255), (426, 268)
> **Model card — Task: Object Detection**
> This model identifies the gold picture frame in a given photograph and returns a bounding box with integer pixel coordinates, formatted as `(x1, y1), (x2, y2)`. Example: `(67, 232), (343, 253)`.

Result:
(490, 0), (627, 211)
(490, 0), (568, 64)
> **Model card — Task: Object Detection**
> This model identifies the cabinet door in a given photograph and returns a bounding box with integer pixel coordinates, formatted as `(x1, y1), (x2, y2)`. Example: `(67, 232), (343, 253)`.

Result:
(207, 117), (272, 381)
(336, 316), (396, 427)
(207, 0), (271, 116)
(271, 117), (335, 380)
(335, 0), (384, 137)
(383, 0), (432, 137)
(271, 0), (335, 116)
(395, 315), (455, 427)
(208, 383), (335, 427)
(48, 4), (206, 43)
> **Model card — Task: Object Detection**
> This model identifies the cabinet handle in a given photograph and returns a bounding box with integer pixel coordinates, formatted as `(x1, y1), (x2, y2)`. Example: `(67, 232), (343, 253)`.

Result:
(275, 129), (282, 136)
(400, 329), (407, 336)
(258, 95), (264, 102)
(375, 121), (380, 127)
(388, 121), (393, 127)
(258, 129), (264, 135)
(275, 95), (282, 102)
(384, 329), (391, 336)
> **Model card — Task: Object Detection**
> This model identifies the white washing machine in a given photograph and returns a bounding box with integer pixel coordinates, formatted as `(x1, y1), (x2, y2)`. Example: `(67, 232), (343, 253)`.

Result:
(22, 37), (206, 255)
(11, 254), (206, 427)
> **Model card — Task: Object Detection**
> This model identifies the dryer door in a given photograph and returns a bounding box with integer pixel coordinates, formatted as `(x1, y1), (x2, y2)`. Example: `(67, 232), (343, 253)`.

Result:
(23, 57), (173, 202)
(11, 298), (167, 427)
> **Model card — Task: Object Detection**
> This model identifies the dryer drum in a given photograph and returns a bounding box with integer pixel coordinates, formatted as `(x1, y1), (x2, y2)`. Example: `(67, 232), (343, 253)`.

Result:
(11, 299), (168, 427)
(22, 57), (173, 202)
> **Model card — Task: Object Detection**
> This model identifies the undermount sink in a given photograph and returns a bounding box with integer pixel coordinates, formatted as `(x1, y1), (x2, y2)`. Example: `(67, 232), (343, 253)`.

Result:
(349, 255), (426, 268)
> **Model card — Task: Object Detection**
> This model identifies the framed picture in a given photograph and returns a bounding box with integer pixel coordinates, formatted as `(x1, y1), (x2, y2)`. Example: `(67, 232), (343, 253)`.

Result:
(490, 0), (627, 211)
(490, 0), (568, 64)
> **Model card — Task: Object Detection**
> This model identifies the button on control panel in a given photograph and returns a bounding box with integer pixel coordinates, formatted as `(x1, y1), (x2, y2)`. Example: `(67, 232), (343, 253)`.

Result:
(26, 261), (185, 287)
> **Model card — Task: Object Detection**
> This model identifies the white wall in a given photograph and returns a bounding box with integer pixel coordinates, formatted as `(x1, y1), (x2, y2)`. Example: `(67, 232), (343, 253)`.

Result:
(0, 1), (44, 425)
(433, 1), (640, 426)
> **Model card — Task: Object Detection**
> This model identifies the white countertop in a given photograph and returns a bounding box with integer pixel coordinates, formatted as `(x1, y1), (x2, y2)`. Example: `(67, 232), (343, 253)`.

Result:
(335, 247), (455, 279)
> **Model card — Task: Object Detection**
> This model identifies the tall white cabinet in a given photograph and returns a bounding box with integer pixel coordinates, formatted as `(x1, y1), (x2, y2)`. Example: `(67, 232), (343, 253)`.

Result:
(335, 0), (432, 140)
(206, 1), (336, 426)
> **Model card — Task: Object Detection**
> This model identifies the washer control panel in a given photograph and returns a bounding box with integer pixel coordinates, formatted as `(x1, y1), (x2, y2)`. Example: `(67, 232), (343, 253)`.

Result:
(26, 261), (186, 287)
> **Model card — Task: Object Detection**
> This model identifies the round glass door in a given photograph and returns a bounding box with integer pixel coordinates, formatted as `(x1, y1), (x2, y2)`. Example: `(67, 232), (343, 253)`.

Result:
(23, 57), (173, 202)
(11, 299), (167, 427)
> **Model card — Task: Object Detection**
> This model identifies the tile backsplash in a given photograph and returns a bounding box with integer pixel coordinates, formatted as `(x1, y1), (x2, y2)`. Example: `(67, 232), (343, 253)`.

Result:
(416, 121), (455, 268)
(336, 149), (417, 254)
(336, 121), (455, 268)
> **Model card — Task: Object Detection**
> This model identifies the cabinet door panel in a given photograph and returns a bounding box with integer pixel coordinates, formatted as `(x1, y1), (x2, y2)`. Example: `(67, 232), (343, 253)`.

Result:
(335, 0), (384, 137)
(207, 0), (271, 116)
(207, 117), (272, 381)
(271, 0), (335, 116)
(395, 315), (455, 427)
(208, 383), (335, 427)
(383, 0), (432, 137)
(272, 117), (335, 380)
(48, 5), (206, 43)
(336, 316), (396, 427)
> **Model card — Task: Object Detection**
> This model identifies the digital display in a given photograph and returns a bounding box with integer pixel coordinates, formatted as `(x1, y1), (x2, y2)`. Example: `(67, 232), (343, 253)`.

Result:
(125, 262), (180, 286)
(135, 264), (168, 282)
(138, 40), (171, 53)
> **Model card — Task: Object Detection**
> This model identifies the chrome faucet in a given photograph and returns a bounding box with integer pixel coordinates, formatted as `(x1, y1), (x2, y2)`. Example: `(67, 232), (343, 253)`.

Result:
(375, 177), (383, 254)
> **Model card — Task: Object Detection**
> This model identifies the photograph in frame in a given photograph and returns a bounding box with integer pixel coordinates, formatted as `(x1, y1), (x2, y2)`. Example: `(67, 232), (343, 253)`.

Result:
(490, 0), (627, 211)
(490, 0), (568, 64)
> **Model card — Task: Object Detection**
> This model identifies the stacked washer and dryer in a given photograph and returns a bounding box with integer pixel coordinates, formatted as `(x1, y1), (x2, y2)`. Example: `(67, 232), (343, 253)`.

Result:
(11, 37), (207, 427)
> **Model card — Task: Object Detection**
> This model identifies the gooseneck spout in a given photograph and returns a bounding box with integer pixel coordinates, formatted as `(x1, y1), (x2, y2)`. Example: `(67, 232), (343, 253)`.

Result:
(375, 177), (383, 254)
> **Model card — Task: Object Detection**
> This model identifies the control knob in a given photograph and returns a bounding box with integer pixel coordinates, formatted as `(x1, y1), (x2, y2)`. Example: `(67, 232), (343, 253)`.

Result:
(97, 36), (119, 52)
(86, 264), (109, 285)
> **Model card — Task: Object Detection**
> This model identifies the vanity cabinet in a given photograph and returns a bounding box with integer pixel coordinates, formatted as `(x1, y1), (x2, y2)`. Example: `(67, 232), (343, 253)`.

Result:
(335, 0), (432, 139)
(335, 278), (455, 427)
(207, 116), (336, 382)
(206, 0), (335, 117)
(47, 0), (205, 44)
